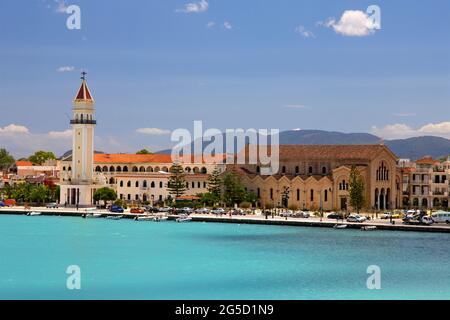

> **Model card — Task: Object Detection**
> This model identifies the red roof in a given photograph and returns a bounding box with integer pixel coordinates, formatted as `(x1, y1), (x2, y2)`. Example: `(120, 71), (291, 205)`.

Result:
(94, 154), (173, 164)
(74, 80), (94, 102)
(416, 158), (439, 165)
(16, 161), (33, 167)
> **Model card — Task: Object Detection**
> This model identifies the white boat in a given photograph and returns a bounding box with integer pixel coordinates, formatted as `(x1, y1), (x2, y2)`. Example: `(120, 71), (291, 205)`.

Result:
(84, 213), (102, 218)
(106, 215), (123, 220)
(361, 226), (377, 231)
(333, 224), (348, 229)
(27, 212), (42, 216)
(176, 216), (192, 223)
(153, 216), (169, 222)
(135, 216), (154, 221)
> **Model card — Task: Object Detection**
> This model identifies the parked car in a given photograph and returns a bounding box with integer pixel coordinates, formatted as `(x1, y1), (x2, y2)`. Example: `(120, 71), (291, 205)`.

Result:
(130, 208), (145, 214)
(279, 210), (294, 217)
(110, 205), (124, 213)
(0, 201), (5, 207)
(211, 208), (226, 215)
(181, 207), (194, 214)
(46, 202), (59, 209)
(195, 208), (210, 214)
(347, 215), (367, 223)
(327, 212), (344, 220)
(293, 211), (311, 218)
(144, 206), (160, 213)
(230, 209), (246, 216)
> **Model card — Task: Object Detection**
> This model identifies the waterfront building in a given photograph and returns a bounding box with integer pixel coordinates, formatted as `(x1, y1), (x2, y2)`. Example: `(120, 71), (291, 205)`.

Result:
(401, 156), (450, 209)
(232, 144), (401, 211)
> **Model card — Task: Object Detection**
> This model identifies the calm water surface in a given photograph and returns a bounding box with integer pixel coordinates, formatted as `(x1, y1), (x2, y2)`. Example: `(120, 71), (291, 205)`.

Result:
(0, 215), (449, 300)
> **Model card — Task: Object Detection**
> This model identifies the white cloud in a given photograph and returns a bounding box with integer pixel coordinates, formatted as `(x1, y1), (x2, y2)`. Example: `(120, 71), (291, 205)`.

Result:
(371, 121), (450, 139)
(321, 10), (378, 37)
(294, 25), (315, 38)
(48, 130), (73, 139)
(177, 0), (209, 13)
(223, 21), (232, 30)
(136, 128), (172, 136)
(57, 66), (75, 73)
(206, 21), (215, 28)
(54, 0), (69, 13)
(0, 124), (30, 134)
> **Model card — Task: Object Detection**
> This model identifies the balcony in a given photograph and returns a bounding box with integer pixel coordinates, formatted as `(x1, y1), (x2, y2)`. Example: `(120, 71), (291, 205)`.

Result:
(70, 119), (97, 125)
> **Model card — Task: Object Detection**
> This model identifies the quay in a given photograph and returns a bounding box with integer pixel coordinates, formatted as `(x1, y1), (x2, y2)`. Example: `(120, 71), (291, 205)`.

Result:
(1, 207), (450, 233)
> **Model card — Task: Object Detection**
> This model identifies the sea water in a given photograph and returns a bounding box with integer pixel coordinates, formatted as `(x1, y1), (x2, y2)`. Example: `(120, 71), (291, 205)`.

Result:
(0, 215), (449, 300)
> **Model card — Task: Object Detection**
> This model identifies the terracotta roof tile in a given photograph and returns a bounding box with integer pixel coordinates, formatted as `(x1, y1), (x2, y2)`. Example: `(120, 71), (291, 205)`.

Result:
(16, 161), (33, 167)
(94, 154), (173, 164)
(415, 158), (440, 165)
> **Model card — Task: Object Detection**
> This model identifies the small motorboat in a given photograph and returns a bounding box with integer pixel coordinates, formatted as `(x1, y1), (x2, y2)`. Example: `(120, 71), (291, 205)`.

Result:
(83, 213), (102, 219)
(361, 226), (377, 231)
(27, 212), (42, 216)
(106, 215), (123, 220)
(333, 224), (348, 229)
(135, 216), (154, 221)
(153, 216), (169, 222)
(176, 216), (192, 223)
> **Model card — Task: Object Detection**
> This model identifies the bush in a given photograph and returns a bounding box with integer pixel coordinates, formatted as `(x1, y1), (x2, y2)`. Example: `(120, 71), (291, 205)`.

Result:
(240, 202), (251, 209)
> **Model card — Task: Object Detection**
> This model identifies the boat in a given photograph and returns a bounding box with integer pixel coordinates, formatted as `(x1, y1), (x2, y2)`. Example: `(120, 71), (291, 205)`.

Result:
(176, 216), (192, 223)
(361, 226), (377, 231)
(106, 215), (123, 220)
(135, 216), (154, 221)
(27, 212), (42, 216)
(153, 216), (168, 222)
(83, 213), (102, 219)
(333, 224), (348, 229)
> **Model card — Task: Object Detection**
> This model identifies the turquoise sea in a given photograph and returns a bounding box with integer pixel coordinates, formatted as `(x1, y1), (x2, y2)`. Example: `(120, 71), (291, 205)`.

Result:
(0, 215), (449, 300)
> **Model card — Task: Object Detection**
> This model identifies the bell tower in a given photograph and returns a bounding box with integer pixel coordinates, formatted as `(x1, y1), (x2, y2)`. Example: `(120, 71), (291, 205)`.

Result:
(60, 72), (98, 207)
(71, 72), (96, 184)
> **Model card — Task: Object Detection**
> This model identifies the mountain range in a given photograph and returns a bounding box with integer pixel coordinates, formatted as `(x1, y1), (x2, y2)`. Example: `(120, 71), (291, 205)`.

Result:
(158, 130), (450, 160)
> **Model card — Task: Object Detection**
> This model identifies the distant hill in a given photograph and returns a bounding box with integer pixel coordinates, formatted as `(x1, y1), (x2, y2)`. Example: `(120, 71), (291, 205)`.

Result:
(158, 130), (450, 160)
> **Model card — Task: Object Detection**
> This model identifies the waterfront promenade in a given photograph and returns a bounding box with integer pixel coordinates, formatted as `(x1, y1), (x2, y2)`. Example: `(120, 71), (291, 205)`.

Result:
(1, 207), (450, 233)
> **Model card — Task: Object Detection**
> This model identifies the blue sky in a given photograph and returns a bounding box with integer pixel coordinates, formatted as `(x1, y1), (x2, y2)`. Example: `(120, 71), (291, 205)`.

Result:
(0, 0), (449, 157)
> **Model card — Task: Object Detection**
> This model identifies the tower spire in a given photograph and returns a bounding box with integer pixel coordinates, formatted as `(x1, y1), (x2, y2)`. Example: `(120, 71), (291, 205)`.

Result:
(74, 71), (94, 104)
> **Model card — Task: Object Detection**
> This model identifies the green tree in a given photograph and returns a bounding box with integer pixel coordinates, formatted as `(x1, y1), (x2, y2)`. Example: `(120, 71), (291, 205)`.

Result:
(349, 165), (366, 214)
(222, 171), (247, 207)
(0, 149), (15, 172)
(93, 187), (117, 204)
(28, 151), (56, 165)
(167, 163), (188, 198)
(136, 149), (152, 155)
(207, 166), (222, 202)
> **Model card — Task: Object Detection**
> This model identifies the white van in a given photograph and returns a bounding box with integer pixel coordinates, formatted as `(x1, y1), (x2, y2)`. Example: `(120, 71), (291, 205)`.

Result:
(431, 211), (450, 224)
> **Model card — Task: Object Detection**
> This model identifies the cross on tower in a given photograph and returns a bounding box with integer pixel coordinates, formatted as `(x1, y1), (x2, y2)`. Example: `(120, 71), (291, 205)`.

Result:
(81, 71), (87, 80)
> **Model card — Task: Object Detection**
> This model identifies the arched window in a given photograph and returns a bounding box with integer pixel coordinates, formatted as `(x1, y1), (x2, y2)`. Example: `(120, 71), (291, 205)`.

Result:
(123, 166), (129, 172)
(297, 189), (300, 201)
(295, 166), (300, 174)
(120, 181), (124, 187)
(198, 182), (201, 188)
(192, 182), (195, 188)
(132, 166), (138, 172)
(162, 167), (169, 173)
(116, 166), (122, 172)
(109, 178), (115, 184)
(185, 167), (192, 173)
(139, 167), (146, 172)
(159, 182), (163, 188)
(270, 188), (274, 200)
(308, 166), (313, 175)
(324, 190), (328, 202)
(95, 166), (102, 172)
(193, 167), (200, 174)
(310, 190), (314, 201)
(201, 167), (207, 174)
(102, 166), (108, 172)
(127, 181), (131, 188)
(282, 166), (286, 174)
(256, 166), (261, 174)
(147, 167), (153, 172)
(151, 182), (156, 188)
(63, 166), (66, 171)
(135, 181), (139, 188)
(322, 167), (327, 175)
(154, 167), (160, 172)
(109, 166), (115, 172)
(143, 180), (148, 188)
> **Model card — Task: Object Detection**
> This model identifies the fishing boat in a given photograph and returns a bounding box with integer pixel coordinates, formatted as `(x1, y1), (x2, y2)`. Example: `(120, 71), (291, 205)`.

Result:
(333, 224), (348, 229)
(106, 215), (123, 220)
(361, 226), (377, 231)
(27, 212), (42, 216)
